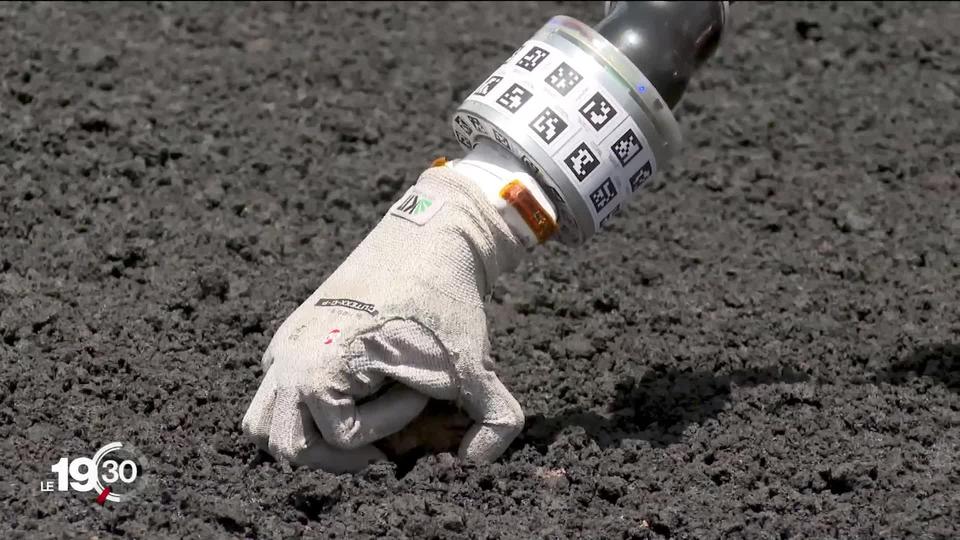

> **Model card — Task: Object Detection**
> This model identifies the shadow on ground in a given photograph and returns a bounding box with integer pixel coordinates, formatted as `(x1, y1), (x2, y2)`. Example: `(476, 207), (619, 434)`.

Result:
(518, 343), (960, 453)
(874, 343), (960, 392)
(517, 364), (808, 452)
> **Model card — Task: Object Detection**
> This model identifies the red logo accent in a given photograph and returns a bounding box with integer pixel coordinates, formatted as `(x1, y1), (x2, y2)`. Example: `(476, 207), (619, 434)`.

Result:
(323, 329), (341, 345)
(96, 487), (111, 505)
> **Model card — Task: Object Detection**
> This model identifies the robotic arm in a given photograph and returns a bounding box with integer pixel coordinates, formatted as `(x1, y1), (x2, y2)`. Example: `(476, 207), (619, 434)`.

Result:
(450, 0), (730, 246)
(598, 0), (728, 110)
(241, 1), (732, 473)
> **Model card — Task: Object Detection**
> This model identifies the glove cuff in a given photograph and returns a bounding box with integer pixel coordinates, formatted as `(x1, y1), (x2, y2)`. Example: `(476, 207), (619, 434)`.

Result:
(412, 165), (530, 299)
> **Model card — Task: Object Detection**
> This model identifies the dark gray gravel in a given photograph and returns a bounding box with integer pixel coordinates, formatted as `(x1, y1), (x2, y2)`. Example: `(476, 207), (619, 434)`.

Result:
(1, 1), (958, 538)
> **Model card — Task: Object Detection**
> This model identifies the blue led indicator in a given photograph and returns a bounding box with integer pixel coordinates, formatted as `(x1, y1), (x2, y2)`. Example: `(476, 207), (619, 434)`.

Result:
(637, 84), (646, 93)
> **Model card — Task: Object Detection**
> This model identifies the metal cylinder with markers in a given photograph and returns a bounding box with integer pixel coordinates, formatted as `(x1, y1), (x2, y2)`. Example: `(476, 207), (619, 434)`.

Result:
(452, 1), (730, 245)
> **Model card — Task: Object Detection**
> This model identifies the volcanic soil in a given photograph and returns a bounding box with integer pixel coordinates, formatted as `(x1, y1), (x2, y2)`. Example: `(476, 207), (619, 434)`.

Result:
(1, 1), (958, 538)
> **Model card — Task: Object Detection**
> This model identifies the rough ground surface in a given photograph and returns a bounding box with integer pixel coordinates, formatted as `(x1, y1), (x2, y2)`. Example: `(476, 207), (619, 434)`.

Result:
(2, 1), (958, 538)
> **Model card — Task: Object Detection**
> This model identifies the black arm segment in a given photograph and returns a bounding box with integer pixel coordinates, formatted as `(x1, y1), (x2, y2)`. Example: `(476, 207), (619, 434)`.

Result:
(596, 1), (729, 109)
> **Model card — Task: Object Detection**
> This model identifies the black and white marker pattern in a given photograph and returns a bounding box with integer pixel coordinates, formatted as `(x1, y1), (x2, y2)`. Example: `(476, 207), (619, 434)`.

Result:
(454, 115), (473, 136)
(516, 46), (549, 71)
(564, 142), (599, 182)
(590, 178), (618, 214)
(455, 38), (661, 235)
(493, 128), (511, 150)
(529, 107), (568, 145)
(474, 75), (502, 97)
(496, 84), (532, 113)
(455, 130), (473, 149)
(611, 129), (642, 166)
(628, 160), (653, 191)
(579, 92), (618, 131)
(468, 115), (485, 134)
(545, 62), (582, 96)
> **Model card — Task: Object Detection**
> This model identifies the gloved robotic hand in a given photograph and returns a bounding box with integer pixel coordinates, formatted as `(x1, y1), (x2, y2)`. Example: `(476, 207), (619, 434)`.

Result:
(242, 163), (545, 473)
(243, 0), (730, 473)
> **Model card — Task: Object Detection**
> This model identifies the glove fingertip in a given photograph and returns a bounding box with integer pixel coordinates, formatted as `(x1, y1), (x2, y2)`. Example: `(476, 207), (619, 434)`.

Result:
(457, 421), (523, 463)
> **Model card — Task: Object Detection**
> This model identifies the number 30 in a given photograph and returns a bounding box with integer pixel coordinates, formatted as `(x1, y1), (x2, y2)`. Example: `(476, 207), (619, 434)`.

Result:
(101, 460), (137, 483)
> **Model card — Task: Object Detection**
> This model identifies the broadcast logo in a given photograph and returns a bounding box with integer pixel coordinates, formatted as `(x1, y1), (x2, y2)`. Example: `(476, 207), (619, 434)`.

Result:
(40, 441), (149, 505)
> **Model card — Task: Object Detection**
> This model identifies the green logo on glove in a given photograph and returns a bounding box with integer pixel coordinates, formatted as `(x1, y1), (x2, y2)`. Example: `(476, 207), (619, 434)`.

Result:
(397, 193), (432, 215)
(413, 198), (432, 215)
(390, 187), (444, 226)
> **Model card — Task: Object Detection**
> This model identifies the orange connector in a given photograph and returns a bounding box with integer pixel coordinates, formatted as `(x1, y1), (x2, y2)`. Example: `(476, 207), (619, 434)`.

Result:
(499, 179), (558, 244)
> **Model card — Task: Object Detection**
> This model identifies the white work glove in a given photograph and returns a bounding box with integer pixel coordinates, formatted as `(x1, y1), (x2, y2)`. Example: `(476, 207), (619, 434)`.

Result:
(242, 165), (529, 473)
